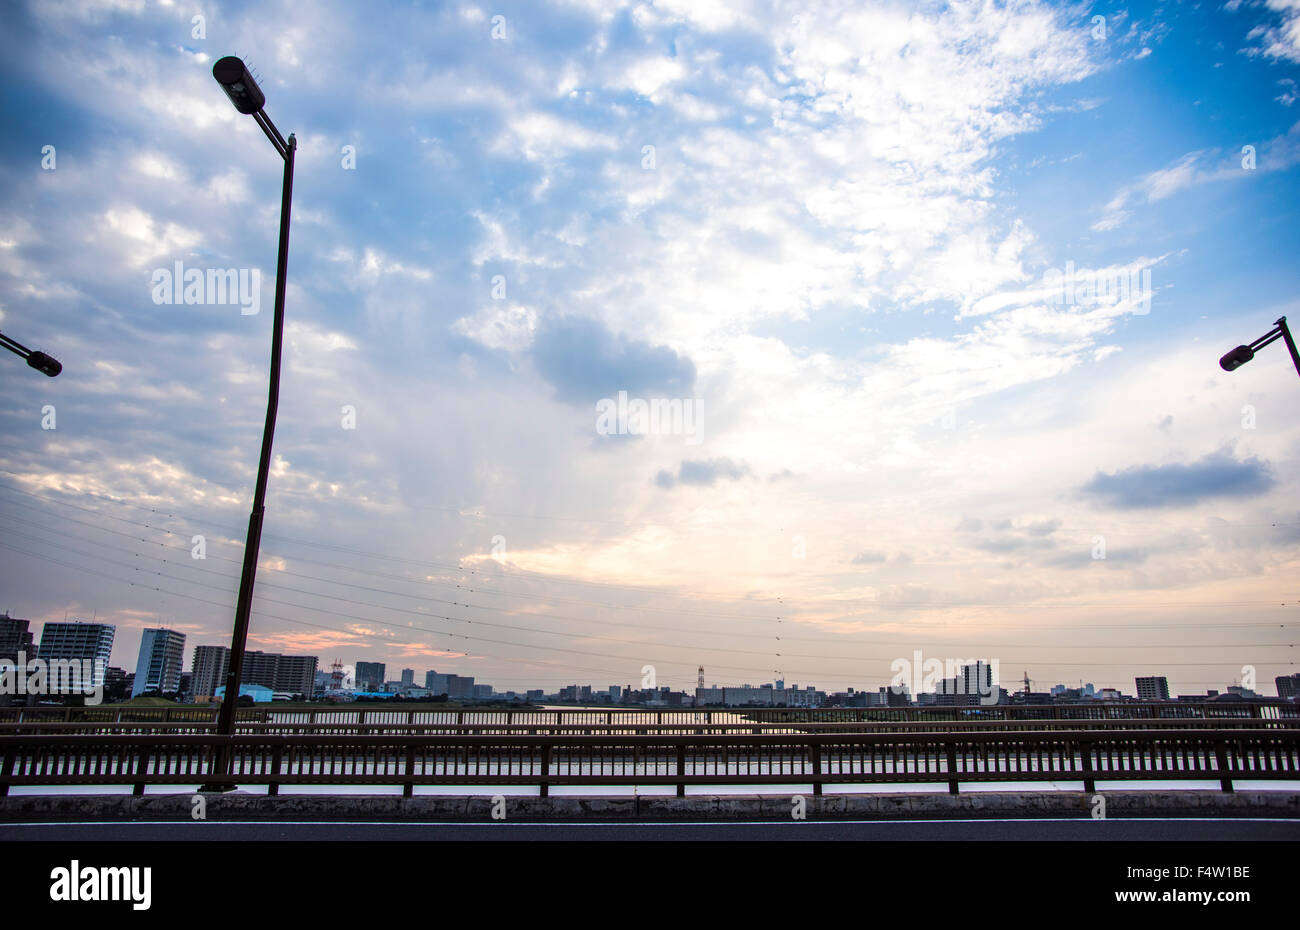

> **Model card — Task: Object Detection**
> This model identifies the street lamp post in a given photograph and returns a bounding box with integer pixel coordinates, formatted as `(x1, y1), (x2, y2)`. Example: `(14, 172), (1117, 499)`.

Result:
(204, 57), (297, 789)
(0, 331), (61, 377)
(1220, 316), (1300, 380)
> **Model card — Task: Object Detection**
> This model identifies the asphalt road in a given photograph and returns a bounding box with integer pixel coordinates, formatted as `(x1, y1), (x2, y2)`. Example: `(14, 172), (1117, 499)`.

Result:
(3, 817), (1298, 841)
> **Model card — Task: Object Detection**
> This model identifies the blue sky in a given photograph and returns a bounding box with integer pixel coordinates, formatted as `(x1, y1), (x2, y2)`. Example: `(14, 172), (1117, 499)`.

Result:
(1, 0), (1298, 696)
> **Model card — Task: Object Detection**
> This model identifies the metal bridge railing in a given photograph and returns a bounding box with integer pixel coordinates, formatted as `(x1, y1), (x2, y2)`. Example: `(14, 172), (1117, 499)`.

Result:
(2, 729), (1296, 798)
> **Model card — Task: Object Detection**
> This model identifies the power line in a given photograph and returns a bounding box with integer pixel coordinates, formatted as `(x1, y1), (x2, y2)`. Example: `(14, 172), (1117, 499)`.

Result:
(2, 514), (1294, 661)
(1, 535), (1293, 683)
(2, 480), (1294, 633)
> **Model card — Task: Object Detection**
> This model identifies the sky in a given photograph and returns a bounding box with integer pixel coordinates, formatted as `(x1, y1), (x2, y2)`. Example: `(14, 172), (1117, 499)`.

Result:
(0, 0), (1298, 698)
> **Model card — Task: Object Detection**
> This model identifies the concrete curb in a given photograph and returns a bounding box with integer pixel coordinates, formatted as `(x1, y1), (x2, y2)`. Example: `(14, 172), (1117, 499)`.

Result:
(2, 790), (1297, 822)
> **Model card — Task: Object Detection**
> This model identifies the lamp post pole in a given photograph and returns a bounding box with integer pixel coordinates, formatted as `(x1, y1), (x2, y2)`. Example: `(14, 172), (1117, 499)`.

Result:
(205, 57), (296, 788)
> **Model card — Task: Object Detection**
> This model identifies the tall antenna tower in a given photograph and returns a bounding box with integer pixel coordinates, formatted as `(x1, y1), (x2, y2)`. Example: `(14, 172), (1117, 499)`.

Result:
(697, 666), (705, 689)
(330, 659), (345, 690)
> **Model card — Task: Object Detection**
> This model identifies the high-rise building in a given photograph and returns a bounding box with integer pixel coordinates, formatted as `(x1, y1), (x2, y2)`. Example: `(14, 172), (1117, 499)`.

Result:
(191, 645), (230, 700)
(1136, 676), (1170, 701)
(241, 651), (281, 691)
(401, 668), (415, 688)
(356, 661), (385, 691)
(131, 628), (186, 697)
(0, 613), (35, 664)
(190, 646), (317, 700)
(1276, 673), (1300, 700)
(274, 655), (318, 698)
(424, 671), (474, 698)
(36, 620), (115, 687)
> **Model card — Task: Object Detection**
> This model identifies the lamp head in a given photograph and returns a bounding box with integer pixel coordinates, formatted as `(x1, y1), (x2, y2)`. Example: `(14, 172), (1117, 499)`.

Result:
(213, 56), (266, 115)
(1219, 345), (1254, 372)
(26, 351), (61, 377)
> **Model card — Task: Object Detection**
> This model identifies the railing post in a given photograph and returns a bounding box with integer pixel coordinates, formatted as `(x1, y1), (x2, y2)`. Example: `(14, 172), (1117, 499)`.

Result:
(269, 745), (283, 796)
(810, 742), (822, 795)
(1080, 739), (1096, 794)
(1215, 739), (1234, 793)
(676, 745), (686, 797)
(0, 743), (14, 797)
(540, 742), (551, 798)
(946, 738), (960, 794)
(404, 744), (416, 798)
(132, 743), (146, 797)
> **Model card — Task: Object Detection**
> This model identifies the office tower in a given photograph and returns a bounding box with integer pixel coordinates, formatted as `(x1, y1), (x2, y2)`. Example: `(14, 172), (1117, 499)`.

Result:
(131, 628), (186, 697)
(1135, 676), (1170, 701)
(401, 668), (415, 688)
(36, 620), (115, 687)
(356, 661), (385, 691)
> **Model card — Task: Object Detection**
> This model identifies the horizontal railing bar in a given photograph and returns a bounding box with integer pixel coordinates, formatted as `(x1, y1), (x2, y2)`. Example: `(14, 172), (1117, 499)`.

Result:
(1, 729), (1295, 747)
(5, 718), (1295, 733)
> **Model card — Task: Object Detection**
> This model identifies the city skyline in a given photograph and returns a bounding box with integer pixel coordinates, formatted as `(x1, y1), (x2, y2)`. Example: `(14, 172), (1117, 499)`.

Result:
(5, 612), (1293, 701)
(1, 0), (1298, 699)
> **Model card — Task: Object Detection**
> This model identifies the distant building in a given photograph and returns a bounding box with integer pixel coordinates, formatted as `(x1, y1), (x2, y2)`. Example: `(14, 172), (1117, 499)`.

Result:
(0, 613), (35, 664)
(473, 684), (494, 700)
(356, 661), (385, 692)
(214, 683), (273, 703)
(37, 620), (115, 688)
(693, 684), (825, 707)
(103, 667), (131, 703)
(1276, 673), (1300, 700)
(401, 669), (415, 688)
(274, 655), (318, 698)
(189, 646), (316, 700)
(1135, 676), (1170, 702)
(131, 629), (186, 697)
(425, 672), (474, 698)
(191, 645), (230, 701)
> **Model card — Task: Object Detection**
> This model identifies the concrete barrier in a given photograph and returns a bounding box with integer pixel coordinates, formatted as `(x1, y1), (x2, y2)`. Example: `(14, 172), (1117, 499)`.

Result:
(2, 790), (1297, 822)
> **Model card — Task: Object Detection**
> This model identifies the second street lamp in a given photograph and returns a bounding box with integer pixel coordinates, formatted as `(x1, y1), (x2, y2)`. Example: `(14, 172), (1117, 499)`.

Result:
(205, 56), (297, 788)
(1220, 316), (1300, 381)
